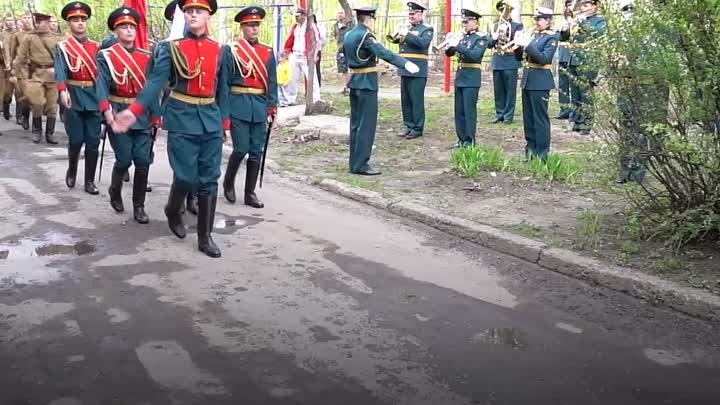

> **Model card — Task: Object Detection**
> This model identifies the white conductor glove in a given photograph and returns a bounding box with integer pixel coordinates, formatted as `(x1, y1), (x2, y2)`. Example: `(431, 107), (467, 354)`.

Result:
(405, 61), (420, 74)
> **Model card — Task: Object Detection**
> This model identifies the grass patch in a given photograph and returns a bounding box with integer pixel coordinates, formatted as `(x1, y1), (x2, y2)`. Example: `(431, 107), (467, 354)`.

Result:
(333, 174), (384, 193)
(450, 145), (513, 177)
(510, 222), (545, 239)
(525, 154), (582, 184)
(576, 210), (603, 247)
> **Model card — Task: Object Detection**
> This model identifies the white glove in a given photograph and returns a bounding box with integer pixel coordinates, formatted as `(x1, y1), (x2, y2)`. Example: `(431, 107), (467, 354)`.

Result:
(491, 31), (499, 41)
(447, 35), (461, 47)
(514, 32), (531, 47)
(577, 14), (587, 24)
(405, 61), (419, 74)
(399, 24), (410, 36)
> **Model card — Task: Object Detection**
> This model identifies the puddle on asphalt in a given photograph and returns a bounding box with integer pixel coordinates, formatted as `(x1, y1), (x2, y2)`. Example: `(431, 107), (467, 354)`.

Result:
(0, 232), (96, 287)
(211, 215), (264, 235)
(471, 328), (528, 350)
(0, 232), (96, 260)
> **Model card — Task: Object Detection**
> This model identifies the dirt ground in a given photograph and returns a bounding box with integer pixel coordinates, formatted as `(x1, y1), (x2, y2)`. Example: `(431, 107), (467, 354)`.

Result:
(270, 71), (720, 296)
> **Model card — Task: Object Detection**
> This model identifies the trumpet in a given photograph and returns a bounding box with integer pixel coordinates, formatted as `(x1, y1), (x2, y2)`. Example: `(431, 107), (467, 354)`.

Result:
(386, 23), (411, 43)
(432, 32), (461, 53)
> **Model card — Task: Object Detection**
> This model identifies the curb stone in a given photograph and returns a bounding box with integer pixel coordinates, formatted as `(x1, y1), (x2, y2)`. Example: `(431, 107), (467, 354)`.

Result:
(303, 176), (720, 323)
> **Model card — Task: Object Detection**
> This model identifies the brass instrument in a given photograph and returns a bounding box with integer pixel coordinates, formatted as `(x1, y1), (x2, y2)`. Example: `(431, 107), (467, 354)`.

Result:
(564, 0), (578, 19)
(495, 1), (517, 52)
(432, 32), (461, 53)
(386, 23), (411, 43)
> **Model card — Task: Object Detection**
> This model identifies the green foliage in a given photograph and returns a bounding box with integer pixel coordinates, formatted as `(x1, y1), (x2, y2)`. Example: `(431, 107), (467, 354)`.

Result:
(576, 210), (603, 243)
(593, 0), (720, 250)
(450, 145), (512, 177)
(526, 154), (581, 184)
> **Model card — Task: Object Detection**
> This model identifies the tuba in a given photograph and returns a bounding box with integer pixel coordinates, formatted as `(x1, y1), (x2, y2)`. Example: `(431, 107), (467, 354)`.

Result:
(494, 1), (515, 52)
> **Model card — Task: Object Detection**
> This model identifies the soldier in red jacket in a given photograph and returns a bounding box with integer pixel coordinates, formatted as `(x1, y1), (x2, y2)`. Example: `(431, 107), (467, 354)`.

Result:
(222, 5), (278, 209)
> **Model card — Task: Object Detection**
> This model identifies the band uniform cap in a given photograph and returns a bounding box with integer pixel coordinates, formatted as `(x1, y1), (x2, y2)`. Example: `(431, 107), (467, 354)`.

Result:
(353, 7), (377, 18)
(235, 6), (265, 24)
(33, 13), (52, 22)
(61, 2), (92, 21)
(407, 2), (426, 11)
(461, 9), (481, 21)
(164, 0), (178, 21)
(107, 7), (141, 30)
(579, 0), (600, 4)
(294, 7), (307, 16)
(178, 0), (218, 15)
(534, 7), (554, 19)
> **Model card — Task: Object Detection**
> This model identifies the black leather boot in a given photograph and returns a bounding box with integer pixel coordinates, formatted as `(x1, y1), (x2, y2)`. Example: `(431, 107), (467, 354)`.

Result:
(133, 167), (149, 224)
(123, 170), (130, 182)
(222, 153), (244, 203)
(15, 103), (22, 126)
(2, 102), (10, 120)
(84, 151), (100, 195)
(244, 159), (264, 209)
(66, 145), (81, 188)
(186, 192), (198, 215)
(45, 117), (58, 144)
(197, 193), (221, 258)
(21, 104), (30, 131)
(31, 115), (42, 143)
(164, 182), (187, 239)
(108, 167), (125, 212)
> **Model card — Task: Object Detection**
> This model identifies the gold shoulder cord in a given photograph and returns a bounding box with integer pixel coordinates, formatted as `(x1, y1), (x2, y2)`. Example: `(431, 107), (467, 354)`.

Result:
(169, 40), (201, 80)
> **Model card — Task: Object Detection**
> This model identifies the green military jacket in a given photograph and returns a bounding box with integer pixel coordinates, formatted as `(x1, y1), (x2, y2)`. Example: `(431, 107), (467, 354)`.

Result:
(13, 31), (59, 83)
(445, 31), (490, 88)
(560, 14), (607, 68)
(518, 30), (559, 91)
(343, 25), (409, 92)
(391, 22), (432, 78)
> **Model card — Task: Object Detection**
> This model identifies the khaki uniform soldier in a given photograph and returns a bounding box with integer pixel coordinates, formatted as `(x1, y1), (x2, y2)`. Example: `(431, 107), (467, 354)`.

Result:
(13, 13), (60, 144)
(10, 13), (34, 129)
(0, 20), (11, 134)
(2, 14), (17, 121)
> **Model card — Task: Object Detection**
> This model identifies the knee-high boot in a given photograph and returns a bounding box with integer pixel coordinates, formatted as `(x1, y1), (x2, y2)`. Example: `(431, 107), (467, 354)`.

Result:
(197, 193), (221, 258)
(244, 159), (264, 208)
(165, 182), (187, 239)
(132, 167), (149, 224)
(108, 167), (125, 212)
(222, 153), (244, 203)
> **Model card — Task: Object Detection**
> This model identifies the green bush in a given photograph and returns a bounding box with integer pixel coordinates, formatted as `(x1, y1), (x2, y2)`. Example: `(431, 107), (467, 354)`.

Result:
(593, 0), (720, 249)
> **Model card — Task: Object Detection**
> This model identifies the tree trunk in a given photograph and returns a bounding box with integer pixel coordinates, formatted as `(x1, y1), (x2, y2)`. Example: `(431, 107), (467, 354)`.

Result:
(305, 0), (317, 115)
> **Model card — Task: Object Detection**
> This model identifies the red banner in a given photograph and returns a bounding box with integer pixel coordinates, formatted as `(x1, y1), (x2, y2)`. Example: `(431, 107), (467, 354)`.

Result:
(123, 0), (149, 50)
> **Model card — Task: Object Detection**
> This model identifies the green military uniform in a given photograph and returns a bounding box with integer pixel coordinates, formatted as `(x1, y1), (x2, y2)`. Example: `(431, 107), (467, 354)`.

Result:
(56, 2), (102, 195)
(560, 2), (607, 134)
(125, 0), (229, 258)
(10, 28), (32, 128)
(517, 9), (559, 161)
(555, 0), (574, 120)
(13, 13), (60, 144)
(222, 6), (278, 209)
(488, 1), (523, 124)
(388, 2), (432, 139)
(0, 29), (9, 130)
(96, 6), (160, 223)
(344, 7), (411, 175)
(446, 9), (490, 146)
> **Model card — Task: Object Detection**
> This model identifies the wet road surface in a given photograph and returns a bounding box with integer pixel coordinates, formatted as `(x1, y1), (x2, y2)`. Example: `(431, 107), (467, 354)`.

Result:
(1, 120), (720, 404)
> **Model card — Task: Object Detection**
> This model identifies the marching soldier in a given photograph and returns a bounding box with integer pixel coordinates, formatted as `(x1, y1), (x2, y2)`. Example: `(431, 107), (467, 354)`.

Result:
(56, 2), (102, 195)
(343, 6), (418, 175)
(560, 0), (607, 135)
(10, 12), (33, 129)
(489, 1), (523, 124)
(112, 0), (230, 258)
(13, 12), (61, 144)
(445, 9), (490, 147)
(222, 6), (277, 209)
(96, 6), (160, 223)
(513, 7), (559, 161)
(2, 14), (16, 122)
(163, 0), (198, 215)
(387, 2), (432, 140)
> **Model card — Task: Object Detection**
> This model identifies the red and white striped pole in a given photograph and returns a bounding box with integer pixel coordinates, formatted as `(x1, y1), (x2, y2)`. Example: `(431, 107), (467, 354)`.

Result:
(443, 0), (452, 94)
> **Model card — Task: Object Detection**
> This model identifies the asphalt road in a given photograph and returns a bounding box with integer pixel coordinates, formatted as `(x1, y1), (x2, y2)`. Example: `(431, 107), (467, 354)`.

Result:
(1, 118), (719, 405)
